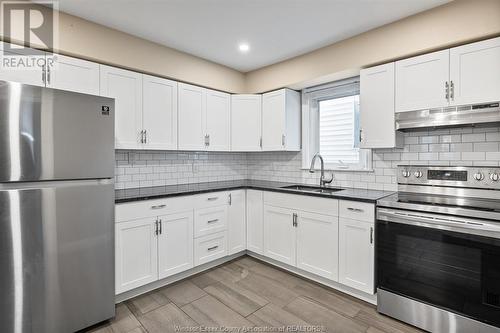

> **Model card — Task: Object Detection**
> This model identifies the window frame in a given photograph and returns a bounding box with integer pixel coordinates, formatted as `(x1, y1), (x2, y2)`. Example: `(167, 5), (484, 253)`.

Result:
(301, 77), (372, 172)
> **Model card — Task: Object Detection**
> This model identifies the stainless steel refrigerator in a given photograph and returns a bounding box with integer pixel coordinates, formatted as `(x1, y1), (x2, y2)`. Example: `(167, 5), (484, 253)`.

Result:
(0, 81), (115, 333)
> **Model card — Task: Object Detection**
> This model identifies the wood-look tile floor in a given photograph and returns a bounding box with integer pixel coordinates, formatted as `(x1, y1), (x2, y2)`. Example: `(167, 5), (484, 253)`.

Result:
(86, 256), (423, 333)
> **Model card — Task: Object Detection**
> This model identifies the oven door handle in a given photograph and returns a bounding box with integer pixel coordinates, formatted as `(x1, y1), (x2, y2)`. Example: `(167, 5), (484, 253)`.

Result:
(377, 208), (500, 239)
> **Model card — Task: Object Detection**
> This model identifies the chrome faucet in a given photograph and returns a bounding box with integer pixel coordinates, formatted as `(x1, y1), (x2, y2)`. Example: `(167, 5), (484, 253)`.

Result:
(309, 153), (334, 187)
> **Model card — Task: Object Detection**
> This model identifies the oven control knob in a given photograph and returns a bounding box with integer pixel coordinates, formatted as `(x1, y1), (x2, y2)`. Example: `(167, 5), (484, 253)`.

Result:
(402, 170), (410, 178)
(414, 171), (423, 178)
(474, 172), (485, 181)
(490, 173), (500, 182)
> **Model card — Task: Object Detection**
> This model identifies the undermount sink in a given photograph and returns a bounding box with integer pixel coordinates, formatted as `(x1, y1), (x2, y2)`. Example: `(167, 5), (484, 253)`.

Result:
(281, 185), (343, 194)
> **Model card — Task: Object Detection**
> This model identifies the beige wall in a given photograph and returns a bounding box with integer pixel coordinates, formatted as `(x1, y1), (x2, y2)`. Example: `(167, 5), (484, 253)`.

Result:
(245, 0), (500, 93)
(2, 0), (500, 94)
(0, 2), (246, 93)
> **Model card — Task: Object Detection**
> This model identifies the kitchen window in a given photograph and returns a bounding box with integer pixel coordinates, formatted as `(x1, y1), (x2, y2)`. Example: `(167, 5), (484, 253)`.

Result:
(302, 77), (372, 171)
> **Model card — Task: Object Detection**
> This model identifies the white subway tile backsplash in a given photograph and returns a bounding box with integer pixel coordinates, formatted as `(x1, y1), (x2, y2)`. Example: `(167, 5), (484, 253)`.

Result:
(115, 127), (500, 190)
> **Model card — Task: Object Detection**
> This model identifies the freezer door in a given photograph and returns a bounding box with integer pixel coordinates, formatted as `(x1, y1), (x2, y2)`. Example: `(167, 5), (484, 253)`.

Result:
(0, 180), (115, 333)
(0, 81), (114, 182)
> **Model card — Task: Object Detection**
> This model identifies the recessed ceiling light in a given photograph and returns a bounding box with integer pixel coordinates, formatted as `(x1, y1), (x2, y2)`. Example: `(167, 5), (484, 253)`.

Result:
(238, 43), (250, 53)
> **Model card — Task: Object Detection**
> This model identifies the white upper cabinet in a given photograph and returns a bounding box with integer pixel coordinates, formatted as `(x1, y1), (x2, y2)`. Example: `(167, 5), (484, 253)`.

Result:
(231, 94), (262, 151)
(206, 89), (231, 151)
(227, 190), (246, 255)
(100, 65), (143, 149)
(157, 211), (194, 279)
(48, 54), (100, 95)
(360, 63), (402, 149)
(395, 50), (450, 112)
(143, 75), (178, 150)
(0, 42), (47, 87)
(262, 89), (301, 151)
(449, 36), (500, 106)
(178, 83), (206, 151)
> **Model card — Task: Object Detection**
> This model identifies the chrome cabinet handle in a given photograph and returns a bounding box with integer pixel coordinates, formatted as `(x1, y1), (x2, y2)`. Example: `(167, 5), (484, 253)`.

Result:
(207, 245), (219, 251)
(282, 134), (286, 147)
(259, 137), (262, 148)
(151, 204), (166, 209)
(359, 129), (363, 143)
(204, 134), (209, 146)
(207, 219), (219, 224)
(207, 197), (218, 201)
(370, 227), (374, 244)
(47, 64), (51, 84)
(228, 193), (232, 205)
(144, 130), (147, 144)
(154, 219), (159, 235)
(42, 64), (46, 84)
(347, 207), (364, 213)
(445, 81), (449, 101)
(159, 219), (162, 235)
(292, 213), (298, 227)
(450, 80), (454, 101)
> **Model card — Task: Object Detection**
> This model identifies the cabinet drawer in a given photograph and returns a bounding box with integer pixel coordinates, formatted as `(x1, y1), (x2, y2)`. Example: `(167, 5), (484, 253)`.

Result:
(116, 196), (193, 222)
(193, 191), (229, 209)
(194, 231), (227, 266)
(194, 206), (227, 237)
(339, 200), (374, 222)
(263, 191), (338, 216)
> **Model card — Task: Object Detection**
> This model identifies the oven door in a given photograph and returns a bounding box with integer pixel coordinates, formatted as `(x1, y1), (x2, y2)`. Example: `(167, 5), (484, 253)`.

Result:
(376, 208), (500, 328)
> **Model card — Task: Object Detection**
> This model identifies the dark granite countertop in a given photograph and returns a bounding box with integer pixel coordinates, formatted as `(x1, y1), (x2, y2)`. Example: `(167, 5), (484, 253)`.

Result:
(115, 179), (394, 204)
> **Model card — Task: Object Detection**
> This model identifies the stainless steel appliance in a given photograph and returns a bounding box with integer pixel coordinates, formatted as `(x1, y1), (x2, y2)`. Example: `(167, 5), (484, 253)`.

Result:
(376, 165), (500, 333)
(396, 102), (500, 131)
(0, 81), (115, 333)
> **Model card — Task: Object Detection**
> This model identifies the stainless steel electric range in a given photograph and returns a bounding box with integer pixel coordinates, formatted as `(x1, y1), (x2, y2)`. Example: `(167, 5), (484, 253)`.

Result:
(376, 165), (500, 333)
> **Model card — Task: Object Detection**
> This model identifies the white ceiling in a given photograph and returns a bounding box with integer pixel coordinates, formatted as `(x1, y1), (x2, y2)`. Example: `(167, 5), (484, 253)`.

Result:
(56, 0), (451, 72)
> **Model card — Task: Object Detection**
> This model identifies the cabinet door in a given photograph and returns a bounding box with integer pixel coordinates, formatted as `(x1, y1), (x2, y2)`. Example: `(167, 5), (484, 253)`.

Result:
(0, 43), (45, 87)
(228, 190), (246, 255)
(360, 63), (401, 148)
(262, 90), (286, 151)
(178, 83), (205, 150)
(143, 75), (178, 150)
(246, 190), (264, 254)
(157, 211), (193, 279)
(296, 211), (338, 281)
(450, 37), (500, 106)
(48, 54), (99, 95)
(395, 50), (449, 112)
(231, 95), (262, 151)
(339, 218), (374, 294)
(263, 205), (296, 266)
(100, 65), (142, 149)
(206, 89), (230, 151)
(115, 218), (158, 294)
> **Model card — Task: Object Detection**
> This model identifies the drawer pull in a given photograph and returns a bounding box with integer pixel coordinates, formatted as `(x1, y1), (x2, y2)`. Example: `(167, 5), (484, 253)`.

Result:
(207, 245), (219, 251)
(347, 207), (364, 213)
(207, 219), (219, 224)
(207, 197), (218, 201)
(151, 204), (167, 210)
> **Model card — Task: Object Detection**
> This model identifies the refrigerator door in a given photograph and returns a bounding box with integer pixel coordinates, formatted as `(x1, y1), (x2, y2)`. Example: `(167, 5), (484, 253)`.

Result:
(0, 179), (115, 333)
(0, 81), (115, 182)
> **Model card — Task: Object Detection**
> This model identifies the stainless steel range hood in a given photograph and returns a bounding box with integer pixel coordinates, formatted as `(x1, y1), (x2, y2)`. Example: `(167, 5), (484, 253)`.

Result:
(395, 102), (500, 131)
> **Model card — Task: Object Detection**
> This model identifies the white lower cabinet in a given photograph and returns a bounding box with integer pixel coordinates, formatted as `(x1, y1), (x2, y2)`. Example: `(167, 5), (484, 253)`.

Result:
(296, 211), (339, 281)
(227, 190), (246, 255)
(194, 231), (228, 266)
(246, 190), (264, 254)
(115, 218), (158, 294)
(338, 217), (375, 294)
(263, 205), (296, 266)
(158, 211), (194, 279)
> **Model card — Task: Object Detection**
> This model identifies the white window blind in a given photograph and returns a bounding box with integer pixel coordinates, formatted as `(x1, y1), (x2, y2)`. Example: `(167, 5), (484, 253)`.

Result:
(319, 95), (360, 164)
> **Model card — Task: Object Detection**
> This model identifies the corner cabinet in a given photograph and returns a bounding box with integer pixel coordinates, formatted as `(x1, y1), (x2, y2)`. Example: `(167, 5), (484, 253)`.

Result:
(227, 190), (246, 254)
(48, 54), (100, 95)
(206, 89), (231, 151)
(262, 89), (301, 151)
(100, 66), (143, 149)
(360, 63), (402, 148)
(246, 190), (264, 254)
(231, 94), (262, 151)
